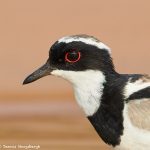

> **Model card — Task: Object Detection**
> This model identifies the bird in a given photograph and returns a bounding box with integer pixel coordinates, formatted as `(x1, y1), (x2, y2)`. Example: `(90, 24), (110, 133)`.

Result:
(23, 34), (150, 150)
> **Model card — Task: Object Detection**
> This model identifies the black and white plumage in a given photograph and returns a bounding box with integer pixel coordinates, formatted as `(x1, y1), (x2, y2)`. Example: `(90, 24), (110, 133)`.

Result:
(23, 35), (150, 150)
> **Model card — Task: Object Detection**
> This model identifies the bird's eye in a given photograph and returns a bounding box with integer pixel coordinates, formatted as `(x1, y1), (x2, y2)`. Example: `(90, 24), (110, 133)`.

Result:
(65, 51), (81, 63)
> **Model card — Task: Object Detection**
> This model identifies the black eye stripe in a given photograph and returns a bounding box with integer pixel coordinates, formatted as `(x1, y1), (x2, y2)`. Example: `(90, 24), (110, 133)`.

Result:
(65, 51), (81, 63)
(68, 51), (78, 58)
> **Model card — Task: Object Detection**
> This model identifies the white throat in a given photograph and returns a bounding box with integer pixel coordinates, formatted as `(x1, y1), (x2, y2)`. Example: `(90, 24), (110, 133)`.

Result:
(51, 70), (106, 116)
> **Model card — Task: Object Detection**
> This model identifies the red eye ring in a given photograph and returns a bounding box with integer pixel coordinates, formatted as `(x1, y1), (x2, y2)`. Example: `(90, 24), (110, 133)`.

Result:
(65, 51), (81, 63)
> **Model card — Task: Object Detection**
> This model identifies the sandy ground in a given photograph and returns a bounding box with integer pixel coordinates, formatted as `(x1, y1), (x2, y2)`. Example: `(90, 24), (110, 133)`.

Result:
(0, 100), (110, 150)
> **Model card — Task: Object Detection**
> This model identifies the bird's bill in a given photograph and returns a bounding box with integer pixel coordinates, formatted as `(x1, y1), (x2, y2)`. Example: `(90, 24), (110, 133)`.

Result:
(23, 60), (52, 85)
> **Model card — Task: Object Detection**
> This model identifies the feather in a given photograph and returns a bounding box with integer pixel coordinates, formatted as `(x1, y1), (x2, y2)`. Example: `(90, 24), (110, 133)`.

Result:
(128, 99), (150, 131)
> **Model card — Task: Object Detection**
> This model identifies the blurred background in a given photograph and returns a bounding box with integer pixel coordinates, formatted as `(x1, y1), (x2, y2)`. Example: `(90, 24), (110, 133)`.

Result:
(0, 0), (150, 150)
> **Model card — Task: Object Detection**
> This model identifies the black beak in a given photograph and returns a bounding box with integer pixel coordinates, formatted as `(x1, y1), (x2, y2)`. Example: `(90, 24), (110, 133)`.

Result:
(23, 60), (52, 85)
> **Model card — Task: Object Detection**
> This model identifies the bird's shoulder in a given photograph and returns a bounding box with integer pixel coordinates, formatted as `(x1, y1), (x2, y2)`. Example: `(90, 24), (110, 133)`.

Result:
(124, 74), (150, 101)
(123, 74), (150, 131)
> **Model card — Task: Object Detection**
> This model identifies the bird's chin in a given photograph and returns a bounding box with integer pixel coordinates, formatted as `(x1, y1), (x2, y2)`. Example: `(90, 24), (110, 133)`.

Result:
(50, 69), (105, 86)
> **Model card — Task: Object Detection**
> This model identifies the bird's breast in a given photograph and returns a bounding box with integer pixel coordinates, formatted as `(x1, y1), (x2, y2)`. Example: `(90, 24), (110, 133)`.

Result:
(115, 104), (150, 150)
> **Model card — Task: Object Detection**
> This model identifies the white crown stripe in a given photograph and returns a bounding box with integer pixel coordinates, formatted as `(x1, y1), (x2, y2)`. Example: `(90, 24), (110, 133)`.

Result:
(58, 37), (111, 54)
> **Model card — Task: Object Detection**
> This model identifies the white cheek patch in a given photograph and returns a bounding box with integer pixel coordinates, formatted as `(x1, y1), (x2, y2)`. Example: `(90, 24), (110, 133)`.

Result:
(58, 36), (111, 54)
(51, 69), (106, 116)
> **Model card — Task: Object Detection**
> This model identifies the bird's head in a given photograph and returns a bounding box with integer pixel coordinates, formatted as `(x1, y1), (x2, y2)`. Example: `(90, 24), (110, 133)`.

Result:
(23, 35), (115, 85)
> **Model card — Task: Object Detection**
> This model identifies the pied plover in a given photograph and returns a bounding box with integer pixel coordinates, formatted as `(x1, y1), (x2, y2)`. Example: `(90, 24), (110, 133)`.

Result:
(23, 35), (150, 150)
